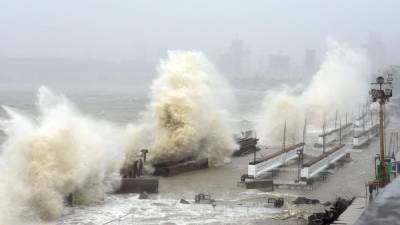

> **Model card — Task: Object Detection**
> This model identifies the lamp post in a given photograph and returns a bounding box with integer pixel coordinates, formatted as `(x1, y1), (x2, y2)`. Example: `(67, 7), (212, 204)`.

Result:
(370, 75), (392, 185)
(141, 149), (149, 162)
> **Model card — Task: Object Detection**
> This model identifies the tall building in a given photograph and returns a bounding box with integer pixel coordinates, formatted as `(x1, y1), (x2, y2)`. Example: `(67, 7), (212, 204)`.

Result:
(230, 40), (244, 75)
(268, 53), (291, 78)
(365, 32), (385, 72)
(304, 49), (317, 76)
(219, 39), (250, 77)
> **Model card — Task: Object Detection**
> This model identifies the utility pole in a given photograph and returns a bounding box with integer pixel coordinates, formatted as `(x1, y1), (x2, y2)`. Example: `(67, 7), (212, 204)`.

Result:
(379, 101), (385, 179)
(365, 103), (368, 118)
(371, 110), (373, 127)
(397, 132), (399, 154)
(253, 146), (256, 164)
(297, 119), (306, 182)
(282, 120), (287, 152)
(339, 116), (342, 145)
(362, 110), (366, 132)
(253, 131), (257, 164)
(322, 116), (326, 154)
(370, 75), (392, 185)
(335, 110), (338, 129)
(282, 120), (287, 165)
(141, 149), (149, 162)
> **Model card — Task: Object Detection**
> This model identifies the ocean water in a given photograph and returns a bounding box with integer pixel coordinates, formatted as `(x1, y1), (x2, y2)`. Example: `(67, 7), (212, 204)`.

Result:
(0, 84), (397, 225)
(0, 84), (282, 225)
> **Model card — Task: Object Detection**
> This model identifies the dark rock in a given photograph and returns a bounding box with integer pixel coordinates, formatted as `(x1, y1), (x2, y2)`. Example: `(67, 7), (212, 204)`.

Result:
(180, 199), (190, 204)
(333, 197), (353, 215)
(138, 192), (149, 199)
(323, 201), (332, 206)
(293, 197), (320, 205)
(307, 197), (354, 225)
(308, 210), (333, 225)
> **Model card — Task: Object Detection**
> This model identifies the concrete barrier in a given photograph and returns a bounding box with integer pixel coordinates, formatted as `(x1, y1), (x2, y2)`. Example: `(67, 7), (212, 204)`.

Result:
(245, 179), (274, 191)
(315, 123), (353, 148)
(301, 144), (346, 180)
(353, 124), (378, 149)
(248, 143), (304, 177)
(153, 158), (209, 177)
(115, 177), (159, 194)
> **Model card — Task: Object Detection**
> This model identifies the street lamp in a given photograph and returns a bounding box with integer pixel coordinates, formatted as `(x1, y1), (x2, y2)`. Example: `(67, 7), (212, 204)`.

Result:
(370, 75), (393, 185)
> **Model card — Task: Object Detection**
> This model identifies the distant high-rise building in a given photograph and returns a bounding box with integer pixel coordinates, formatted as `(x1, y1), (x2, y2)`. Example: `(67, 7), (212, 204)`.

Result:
(255, 55), (267, 76)
(219, 39), (250, 77)
(268, 53), (291, 78)
(304, 49), (316, 76)
(230, 40), (244, 75)
(365, 32), (385, 72)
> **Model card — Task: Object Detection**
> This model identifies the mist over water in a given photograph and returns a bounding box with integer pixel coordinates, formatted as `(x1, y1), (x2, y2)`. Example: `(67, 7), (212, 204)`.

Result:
(257, 40), (371, 145)
(0, 87), (125, 223)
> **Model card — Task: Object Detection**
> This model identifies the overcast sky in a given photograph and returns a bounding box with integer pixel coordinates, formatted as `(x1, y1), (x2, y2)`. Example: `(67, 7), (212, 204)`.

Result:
(1, 0), (399, 64)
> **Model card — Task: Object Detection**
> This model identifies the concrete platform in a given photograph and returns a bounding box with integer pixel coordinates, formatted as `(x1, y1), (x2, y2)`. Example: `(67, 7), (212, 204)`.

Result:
(153, 158), (209, 177)
(248, 143), (304, 177)
(301, 144), (346, 180)
(245, 179), (274, 191)
(115, 177), (159, 194)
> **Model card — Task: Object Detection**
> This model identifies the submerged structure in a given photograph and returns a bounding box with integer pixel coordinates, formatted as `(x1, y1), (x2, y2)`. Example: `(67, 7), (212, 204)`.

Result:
(233, 130), (259, 156)
(301, 144), (347, 181)
(153, 158), (209, 177)
(117, 150), (159, 194)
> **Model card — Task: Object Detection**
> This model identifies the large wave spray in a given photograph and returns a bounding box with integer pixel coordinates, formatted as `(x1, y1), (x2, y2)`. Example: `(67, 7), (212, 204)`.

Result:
(125, 51), (236, 167)
(257, 40), (371, 144)
(0, 87), (125, 223)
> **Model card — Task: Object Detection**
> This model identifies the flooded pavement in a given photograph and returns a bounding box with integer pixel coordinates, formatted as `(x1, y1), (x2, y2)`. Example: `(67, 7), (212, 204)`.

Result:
(59, 195), (282, 225)
(55, 131), (383, 225)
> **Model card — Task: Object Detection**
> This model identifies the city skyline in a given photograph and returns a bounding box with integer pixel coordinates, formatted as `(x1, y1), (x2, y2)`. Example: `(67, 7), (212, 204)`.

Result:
(1, 1), (400, 64)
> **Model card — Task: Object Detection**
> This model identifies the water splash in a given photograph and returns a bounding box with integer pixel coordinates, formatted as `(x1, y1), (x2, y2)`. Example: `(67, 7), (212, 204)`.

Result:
(125, 51), (237, 167)
(258, 39), (371, 144)
(0, 86), (125, 222)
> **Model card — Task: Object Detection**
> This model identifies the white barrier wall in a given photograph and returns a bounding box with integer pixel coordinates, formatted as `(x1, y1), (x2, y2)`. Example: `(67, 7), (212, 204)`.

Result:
(248, 145), (303, 177)
(301, 145), (346, 179)
(353, 124), (378, 148)
(353, 134), (369, 147)
(316, 124), (352, 147)
(317, 134), (336, 146)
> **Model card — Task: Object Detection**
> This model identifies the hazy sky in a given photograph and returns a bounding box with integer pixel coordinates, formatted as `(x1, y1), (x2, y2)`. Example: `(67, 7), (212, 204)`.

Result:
(1, 0), (400, 64)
